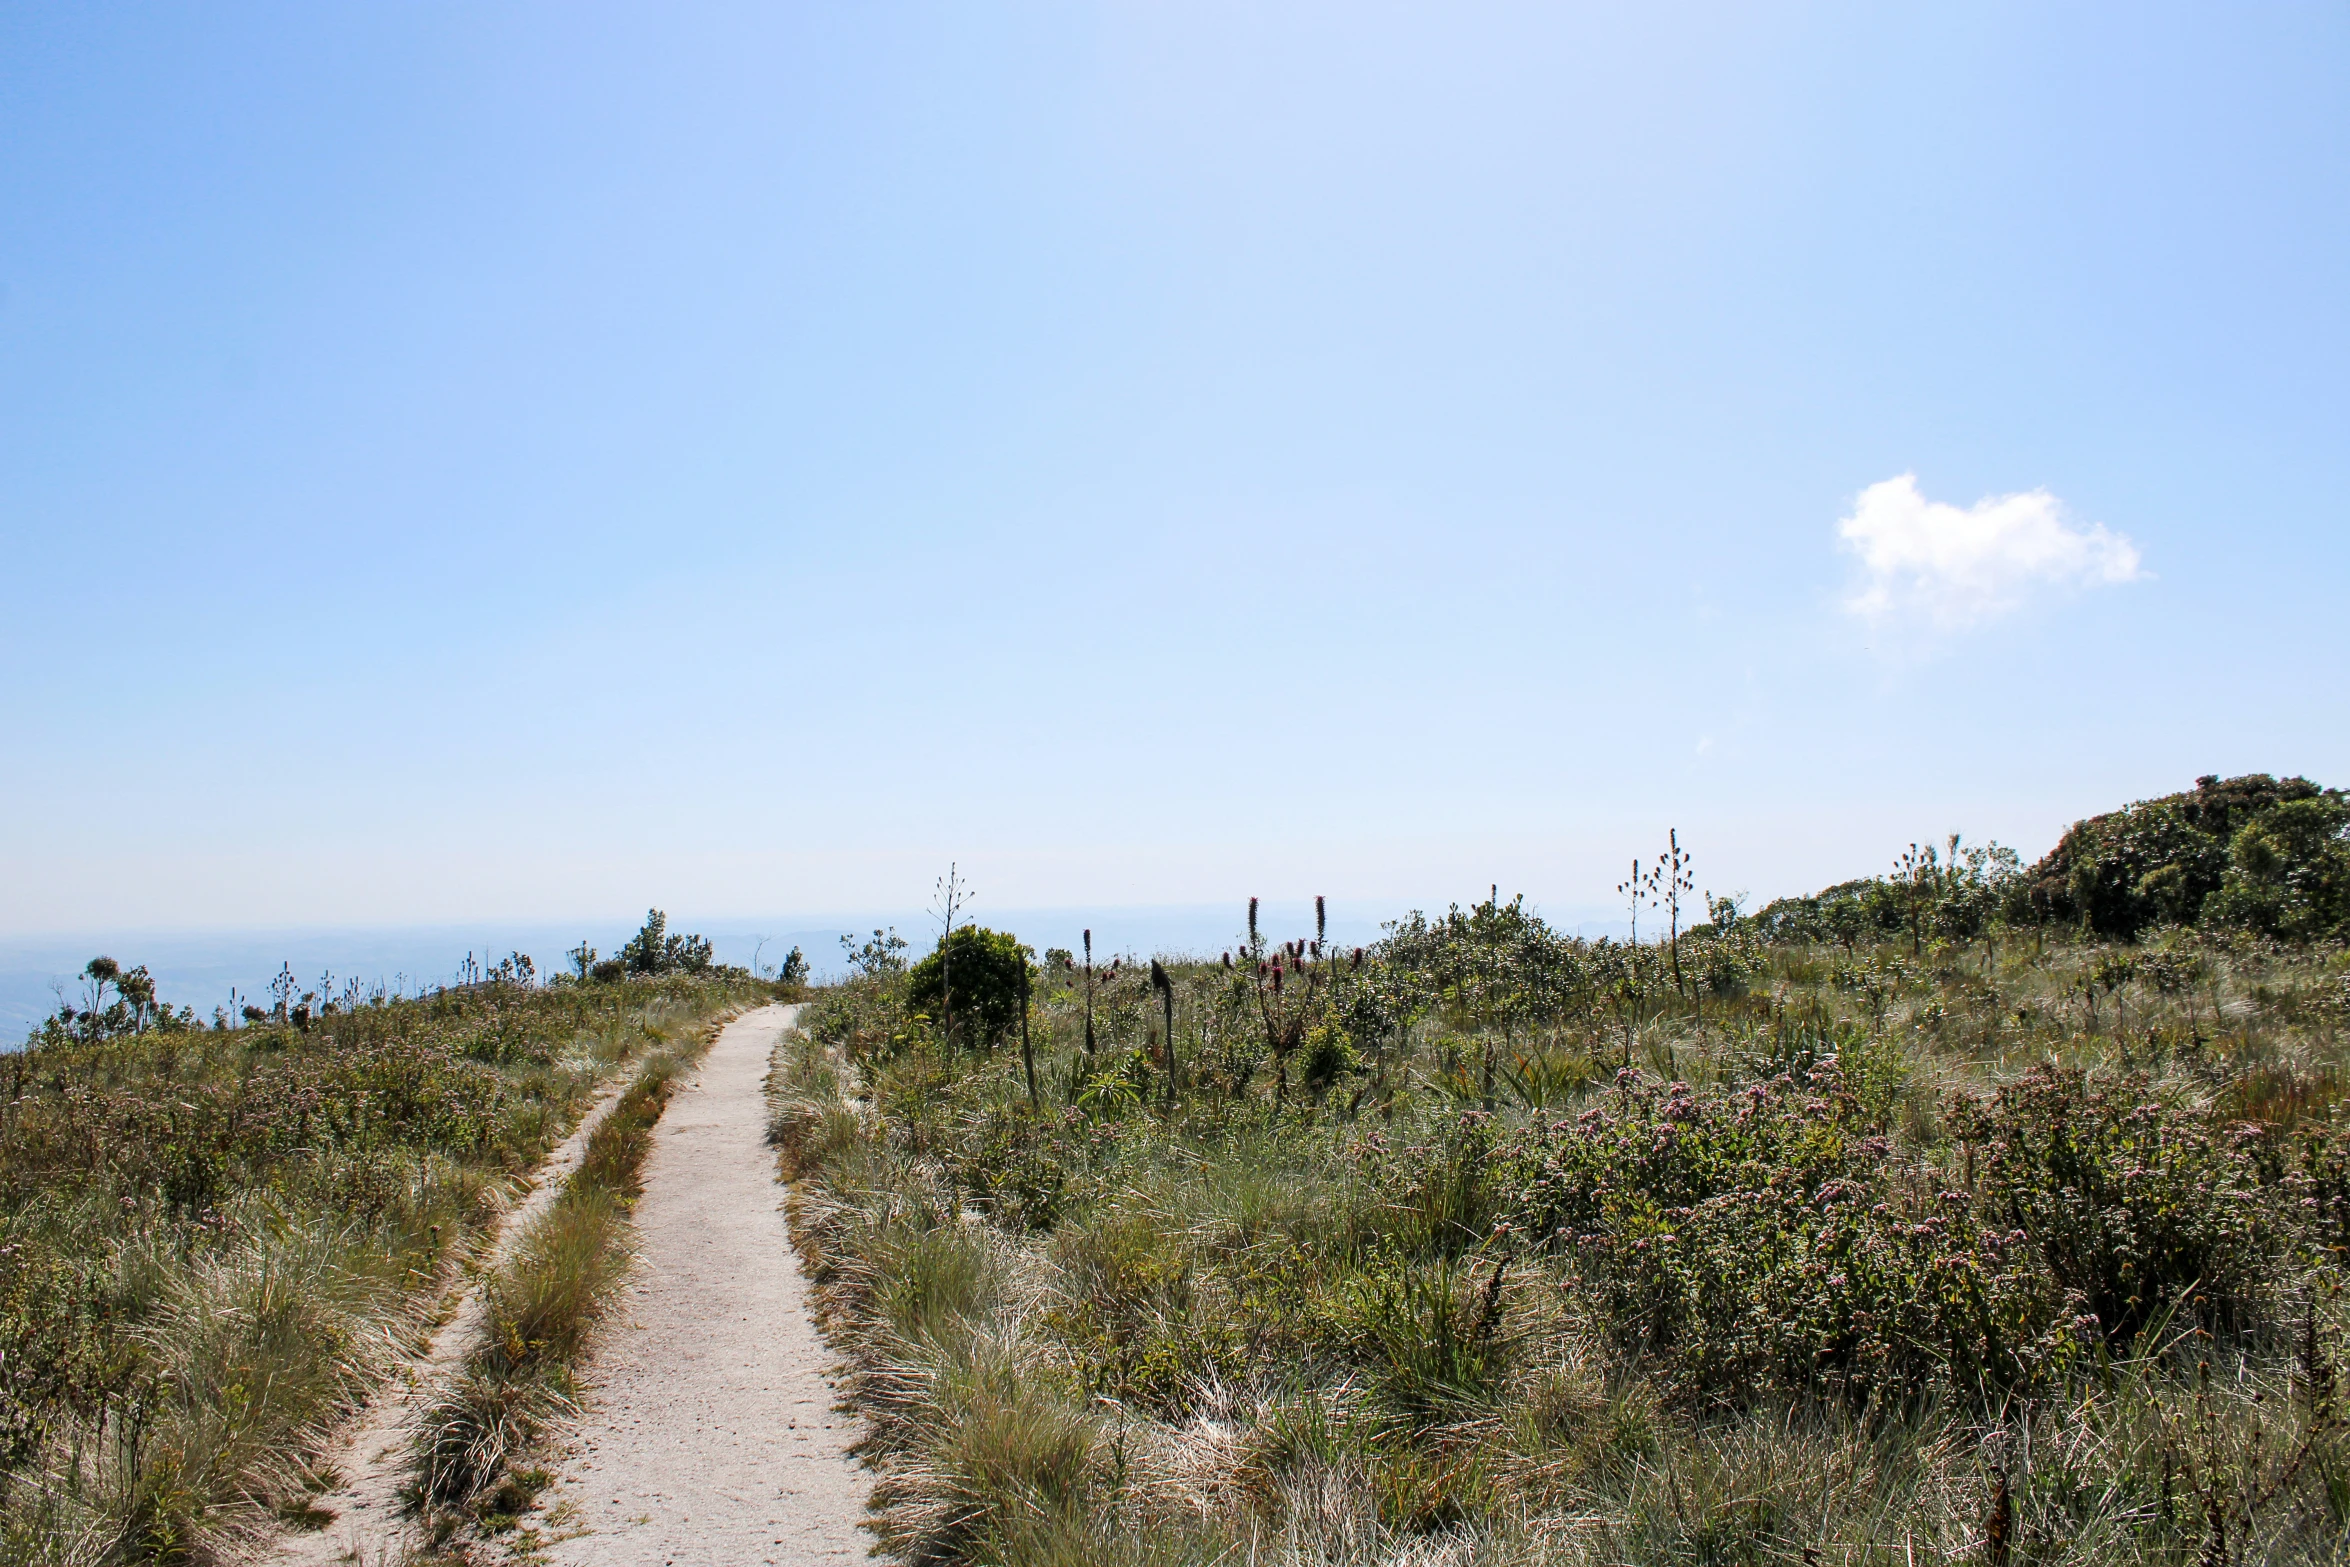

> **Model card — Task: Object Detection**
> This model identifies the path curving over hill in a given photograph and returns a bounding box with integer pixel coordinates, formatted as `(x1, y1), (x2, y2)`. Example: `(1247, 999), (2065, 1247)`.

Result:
(528, 1002), (869, 1565)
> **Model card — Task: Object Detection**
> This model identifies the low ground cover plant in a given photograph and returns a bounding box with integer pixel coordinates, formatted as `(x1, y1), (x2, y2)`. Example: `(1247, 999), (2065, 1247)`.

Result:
(0, 954), (765, 1564)
(774, 780), (2350, 1566)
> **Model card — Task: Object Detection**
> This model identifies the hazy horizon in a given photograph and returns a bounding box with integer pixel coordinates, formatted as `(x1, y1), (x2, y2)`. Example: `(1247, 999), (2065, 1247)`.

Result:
(0, 897), (1597, 1037)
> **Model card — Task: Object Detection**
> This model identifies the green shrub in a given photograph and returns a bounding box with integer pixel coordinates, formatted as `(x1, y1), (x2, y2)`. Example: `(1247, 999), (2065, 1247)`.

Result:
(1950, 1067), (2289, 1343)
(2204, 796), (2350, 940)
(2020, 773), (2338, 938)
(950, 1106), (1070, 1231)
(617, 907), (714, 976)
(906, 927), (1033, 1050)
(1750, 774), (2348, 945)
(1501, 1067), (2085, 1405)
(1331, 1249), (1511, 1430)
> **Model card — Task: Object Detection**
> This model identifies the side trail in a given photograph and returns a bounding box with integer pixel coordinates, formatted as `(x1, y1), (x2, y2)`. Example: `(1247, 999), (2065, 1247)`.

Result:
(528, 1002), (869, 1565)
(255, 1068), (643, 1567)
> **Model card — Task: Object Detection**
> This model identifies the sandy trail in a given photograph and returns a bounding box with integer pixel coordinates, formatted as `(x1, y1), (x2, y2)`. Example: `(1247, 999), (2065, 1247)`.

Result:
(528, 1002), (869, 1566)
(254, 1068), (644, 1567)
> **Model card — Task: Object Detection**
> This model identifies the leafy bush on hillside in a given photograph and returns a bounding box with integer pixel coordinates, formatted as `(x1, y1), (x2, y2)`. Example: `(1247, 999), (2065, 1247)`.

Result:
(616, 907), (716, 976)
(1751, 837), (2023, 950)
(906, 926), (1033, 1049)
(1752, 774), (2350, 945)
(2204, 795), (2350, 941)
(1948, 1068), (2288, 1341)
(2021, 773), (2346, 939)
(1518, 1063), (2043, 1403)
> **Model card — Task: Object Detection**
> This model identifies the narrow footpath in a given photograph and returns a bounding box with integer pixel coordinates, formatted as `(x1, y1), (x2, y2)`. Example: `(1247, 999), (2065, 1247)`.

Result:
(257, 1057), (651, 1567)
(528, 1002), (869, 1566)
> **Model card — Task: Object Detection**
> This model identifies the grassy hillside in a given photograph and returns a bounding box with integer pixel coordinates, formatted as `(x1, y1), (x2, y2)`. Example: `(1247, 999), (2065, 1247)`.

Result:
(771, 782), (2350, 1566)
(0, 951), (766, 1564)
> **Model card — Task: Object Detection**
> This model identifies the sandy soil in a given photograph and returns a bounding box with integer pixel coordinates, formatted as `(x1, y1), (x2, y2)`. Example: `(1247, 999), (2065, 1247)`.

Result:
(524, 1002), (870, 1566)
(251, 1067), (645, 1567)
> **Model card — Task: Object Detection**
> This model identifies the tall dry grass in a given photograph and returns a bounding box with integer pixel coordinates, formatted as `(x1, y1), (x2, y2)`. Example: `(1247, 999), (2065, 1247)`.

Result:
(0, 977), (761, 1565)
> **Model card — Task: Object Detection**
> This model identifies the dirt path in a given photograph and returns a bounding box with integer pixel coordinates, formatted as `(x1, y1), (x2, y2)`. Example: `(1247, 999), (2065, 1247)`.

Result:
(253, 1068), (645, 1567)
(525, 1003), (869, 1566)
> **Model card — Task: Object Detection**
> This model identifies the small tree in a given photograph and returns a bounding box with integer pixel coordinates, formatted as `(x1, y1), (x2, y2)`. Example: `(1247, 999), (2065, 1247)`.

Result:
(841, 928), (909, 977)
(906, 926), (1031, 1050)
(620, 909), (714, 975)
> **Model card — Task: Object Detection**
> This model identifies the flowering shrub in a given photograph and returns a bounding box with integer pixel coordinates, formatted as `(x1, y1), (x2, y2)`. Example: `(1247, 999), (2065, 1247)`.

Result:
(1948, 1067), (2286, 1343)
(1495, 1060), (2328, 1410)
(1500, 1066), (2088, 1405)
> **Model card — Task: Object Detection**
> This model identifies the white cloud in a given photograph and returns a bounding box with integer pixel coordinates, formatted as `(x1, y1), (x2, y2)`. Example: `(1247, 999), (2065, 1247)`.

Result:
(1837, 473), (2144, 629)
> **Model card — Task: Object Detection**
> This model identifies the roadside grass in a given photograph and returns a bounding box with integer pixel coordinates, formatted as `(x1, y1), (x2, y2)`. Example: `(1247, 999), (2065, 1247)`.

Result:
(0, 976), (763, 1565)
(775, 923), (2350, 1565)
(409, 1002), (721, 1545)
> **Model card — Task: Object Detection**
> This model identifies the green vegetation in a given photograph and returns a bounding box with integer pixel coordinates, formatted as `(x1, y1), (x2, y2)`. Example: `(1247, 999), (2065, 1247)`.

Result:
(772, 778), (2350, 1566)
(412, 1012), (717, 1547)
(1755, 774), (2350, 949)
(576, 906), (721, 982)
(908, 926), (1032, 1050)
(0, 956), (764, 1565)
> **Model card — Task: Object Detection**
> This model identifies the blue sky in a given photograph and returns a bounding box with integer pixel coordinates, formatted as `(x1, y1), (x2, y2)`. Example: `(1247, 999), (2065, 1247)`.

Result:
(3, 2), (2345, 954)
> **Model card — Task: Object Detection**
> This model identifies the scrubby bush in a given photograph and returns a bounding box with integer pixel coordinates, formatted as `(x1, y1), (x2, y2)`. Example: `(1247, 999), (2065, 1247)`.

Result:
(1499, 1062), (2083, 1406)
(1949, 1067), (2289, 1343)
(906, 926), (1032, 1050)
(2021, 773), (2343, 939)
(617, 907), (715, 975)
(24, 956), (199, 1048)
(1750, 774), (2350, 947)
(2204, 795), (2350, 941)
